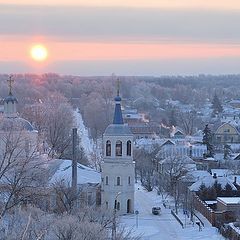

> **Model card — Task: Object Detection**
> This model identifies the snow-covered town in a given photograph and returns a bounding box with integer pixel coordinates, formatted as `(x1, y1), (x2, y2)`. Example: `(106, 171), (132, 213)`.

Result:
(2, 74), (240, 239)
(1, 1), (240, 239)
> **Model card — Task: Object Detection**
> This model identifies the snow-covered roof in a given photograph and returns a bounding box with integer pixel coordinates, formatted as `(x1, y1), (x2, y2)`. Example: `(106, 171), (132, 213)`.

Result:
(228, 175), (240, 185)
(104, 124), (132, 136)
(205, 200), (217, 205)
(182, 170), (211, 182)
(217, 197), (240, 205)
(211, 169), (233, 177)
(49, 159), (101, 186)
(189, 176), (237, 191)
(214, 153), (224, 161)
(215, 122), (240, 134)
(228, 100), (240, 104)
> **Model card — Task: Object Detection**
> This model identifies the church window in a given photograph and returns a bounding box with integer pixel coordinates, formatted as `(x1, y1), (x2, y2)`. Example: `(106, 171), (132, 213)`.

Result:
(117, 176), (121, 186)
(116, 141), (122, 156)
(128, 176), (131, 185)
(117, 202), (120, 211)
(127, 140), (131, 156)
(106, 140), (111, 156)
(106, 176), (109, 185)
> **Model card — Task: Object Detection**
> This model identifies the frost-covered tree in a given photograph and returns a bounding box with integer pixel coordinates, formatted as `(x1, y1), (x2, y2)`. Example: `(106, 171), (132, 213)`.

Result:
(224, 144), (232, 160)
(202, 124), (214, 157)
(0, 131), (48, 221)
(22, 92), (74, 158)
(2, 205), (140, 240)
(160, 155), (188, 213)
(135, 144), (161, 191)
(211, 93), (223, 116)
(168, 109), (177, 127)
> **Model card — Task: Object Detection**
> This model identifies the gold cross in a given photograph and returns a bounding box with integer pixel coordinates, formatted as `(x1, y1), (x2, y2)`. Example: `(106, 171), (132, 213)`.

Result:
(117, 78), (120, 96)
(7, 75), (14, 95)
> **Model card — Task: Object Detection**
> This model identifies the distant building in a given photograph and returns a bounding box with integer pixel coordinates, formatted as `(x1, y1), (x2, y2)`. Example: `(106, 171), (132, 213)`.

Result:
(189, 175), (237, 192)
(129, 123), (160, 140)
(122, 108), (160, 140)
(170, 127), (185, 139)
(49, 159), (101, 210)
(214, 122), (240, 144)
(122, 108), (148, 125)
(217, 197), (240, 214)
(228, 99), (240, 109)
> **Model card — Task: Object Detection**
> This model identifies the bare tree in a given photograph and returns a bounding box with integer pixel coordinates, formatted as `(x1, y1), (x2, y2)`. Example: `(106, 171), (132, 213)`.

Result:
(160, 155), (189, 214)
(178, 110), (197, 136)
(51, 181), (79, 214)
(83, 93), (109, 142)
(134, 144), (161, 191)
(0, 131), (48, 221)
(22, 92), (74, 158)
(2, 206), (51, 240)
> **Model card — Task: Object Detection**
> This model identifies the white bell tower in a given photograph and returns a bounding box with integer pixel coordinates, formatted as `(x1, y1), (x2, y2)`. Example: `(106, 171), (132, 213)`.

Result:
(101, 89), (135, 214)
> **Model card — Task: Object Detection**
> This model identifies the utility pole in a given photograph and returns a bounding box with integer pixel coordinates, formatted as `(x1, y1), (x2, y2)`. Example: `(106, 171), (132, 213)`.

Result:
(72, 128), (78, 205)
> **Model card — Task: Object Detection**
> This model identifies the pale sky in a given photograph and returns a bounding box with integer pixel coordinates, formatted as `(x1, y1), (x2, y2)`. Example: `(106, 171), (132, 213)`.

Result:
(0, 1), (240, 75)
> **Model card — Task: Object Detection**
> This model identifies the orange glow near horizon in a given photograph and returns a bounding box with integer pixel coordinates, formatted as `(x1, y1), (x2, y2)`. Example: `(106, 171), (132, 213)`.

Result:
(1, 0), (240, 10)
(1, 40), (240, 64)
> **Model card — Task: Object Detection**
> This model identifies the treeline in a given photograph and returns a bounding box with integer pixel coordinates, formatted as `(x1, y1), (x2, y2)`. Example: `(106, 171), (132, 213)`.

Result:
(1, 73), (240, 140)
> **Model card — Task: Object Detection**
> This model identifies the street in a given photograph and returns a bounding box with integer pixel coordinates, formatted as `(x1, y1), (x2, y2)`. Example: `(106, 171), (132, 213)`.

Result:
(121, 184), (224, 240)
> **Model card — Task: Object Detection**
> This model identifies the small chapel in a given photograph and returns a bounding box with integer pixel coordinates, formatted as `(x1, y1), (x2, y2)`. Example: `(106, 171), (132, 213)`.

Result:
(101, 85), (135, 214)
(0, 76), (38, 159)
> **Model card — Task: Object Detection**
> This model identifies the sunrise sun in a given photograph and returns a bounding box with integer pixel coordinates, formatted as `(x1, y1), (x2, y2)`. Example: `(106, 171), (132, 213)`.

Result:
(30, 44), (48, 62)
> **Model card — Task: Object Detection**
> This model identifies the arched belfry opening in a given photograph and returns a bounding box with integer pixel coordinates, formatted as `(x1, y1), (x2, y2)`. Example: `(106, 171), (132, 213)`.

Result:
(127, 140), (131, 156)
(116, 140), (122, 156)
(106, 140), (111, 156)
(127, 199), (131, 213)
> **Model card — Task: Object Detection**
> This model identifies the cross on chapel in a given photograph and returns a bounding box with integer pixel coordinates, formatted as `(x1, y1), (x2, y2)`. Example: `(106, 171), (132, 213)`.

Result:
(7, 75), (14, 95)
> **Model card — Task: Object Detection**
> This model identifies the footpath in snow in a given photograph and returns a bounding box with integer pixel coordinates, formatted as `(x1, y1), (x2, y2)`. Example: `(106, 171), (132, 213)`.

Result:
(121, 183), (224, 240)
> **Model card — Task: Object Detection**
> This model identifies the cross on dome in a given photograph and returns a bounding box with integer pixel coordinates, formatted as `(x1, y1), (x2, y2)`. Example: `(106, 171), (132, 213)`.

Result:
(7, 75), (14, 95)
(113, 78), (123, 124)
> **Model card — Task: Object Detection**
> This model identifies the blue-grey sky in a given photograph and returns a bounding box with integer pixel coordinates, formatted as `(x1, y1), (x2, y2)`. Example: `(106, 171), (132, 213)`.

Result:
(0, 2), (240, 75)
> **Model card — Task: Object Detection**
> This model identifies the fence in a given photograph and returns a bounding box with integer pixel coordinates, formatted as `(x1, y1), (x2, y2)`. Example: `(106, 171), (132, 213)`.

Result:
(171, 210), (184, 228)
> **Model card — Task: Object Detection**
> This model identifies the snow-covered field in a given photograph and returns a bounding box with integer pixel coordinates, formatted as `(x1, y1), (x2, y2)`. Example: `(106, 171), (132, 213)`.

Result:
(121, 183), (224, 240)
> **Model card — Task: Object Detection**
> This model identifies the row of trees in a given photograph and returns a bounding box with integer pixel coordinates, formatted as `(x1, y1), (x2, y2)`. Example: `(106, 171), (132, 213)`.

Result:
(0, 73), (231, 141)
(2, 205), (140, 240)
(134, 145), (190, 214)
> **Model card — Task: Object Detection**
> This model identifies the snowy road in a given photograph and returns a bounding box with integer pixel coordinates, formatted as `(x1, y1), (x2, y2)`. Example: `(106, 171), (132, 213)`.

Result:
(121, 184), (224, 240)
(74, 109), (93, 157)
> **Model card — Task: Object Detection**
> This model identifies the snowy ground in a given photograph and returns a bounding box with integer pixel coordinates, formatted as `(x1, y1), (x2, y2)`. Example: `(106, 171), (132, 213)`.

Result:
(121, 183), (224, 240)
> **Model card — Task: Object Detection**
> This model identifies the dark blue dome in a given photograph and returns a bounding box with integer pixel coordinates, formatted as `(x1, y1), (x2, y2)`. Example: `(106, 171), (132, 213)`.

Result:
(114, 96), (121, 102)
(4, 94), (18, 104)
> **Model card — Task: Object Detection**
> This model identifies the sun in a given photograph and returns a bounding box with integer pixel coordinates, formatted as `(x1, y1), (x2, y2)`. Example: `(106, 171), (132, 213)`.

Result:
(30, 44), (48, 62)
